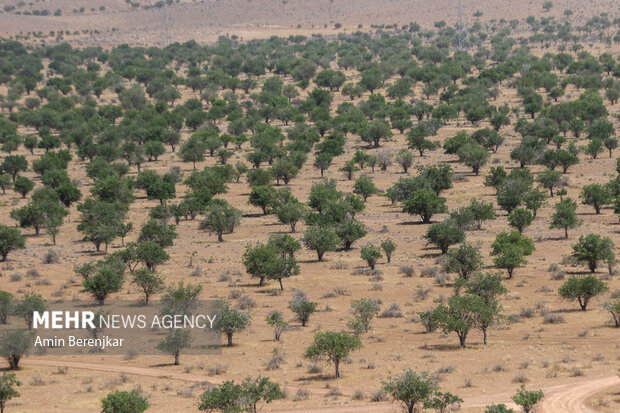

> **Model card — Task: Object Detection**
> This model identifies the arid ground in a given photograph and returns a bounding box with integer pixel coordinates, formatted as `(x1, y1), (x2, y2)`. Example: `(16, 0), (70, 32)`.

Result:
(0, 1), (619, 412)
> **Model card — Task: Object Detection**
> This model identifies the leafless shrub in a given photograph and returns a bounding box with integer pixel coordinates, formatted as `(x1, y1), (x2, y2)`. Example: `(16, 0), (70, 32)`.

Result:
(43, 250), (59, 264)
(207, 365), (228, 376)
(543, 314), (565, 324)
(379, 303), (403, 318)
(513, 374), (528, 383)
(399, 265), (415, 277)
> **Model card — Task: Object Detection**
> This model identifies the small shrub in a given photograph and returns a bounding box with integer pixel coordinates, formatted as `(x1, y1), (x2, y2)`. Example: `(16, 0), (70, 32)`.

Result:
(399, 265), (415, 277)
(543, 314), (565, 324)
(43, 249), (59, 264)
(206, 365), (228, 376)
(379, 303), (403, 318)
(370, 389), (388, 402)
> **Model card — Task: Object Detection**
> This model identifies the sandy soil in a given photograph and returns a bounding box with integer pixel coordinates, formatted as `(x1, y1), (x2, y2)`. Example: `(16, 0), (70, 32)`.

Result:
(0, 0), (618, 47)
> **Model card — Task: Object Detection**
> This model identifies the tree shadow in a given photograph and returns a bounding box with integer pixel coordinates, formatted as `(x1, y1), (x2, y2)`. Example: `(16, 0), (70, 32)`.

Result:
(295, 374), (336, 382)
(398, 220), (430, 226)
(419, 343), (464, 351)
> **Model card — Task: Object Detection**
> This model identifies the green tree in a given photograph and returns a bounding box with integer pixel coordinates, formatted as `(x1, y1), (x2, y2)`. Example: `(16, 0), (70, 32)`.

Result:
(395, 149), (414, 173)
(199, 201), (242, 242)
(0, 225), (25, 262)
(179, 135), (206, 170)
(445, 242), (483, 279)
(434, 294), (491, 347)
(559, 275), (609, 311)
(490, 231), (535, 278)
(507, 208), (533, 234)
(339, 160), (360, 180)
(359, 67), (383, 94)
(156, 329), (191, 365)
(77, 199), (127, 252)
(136, 241), (169, 270)
(360, 243), (382, 270)
(381, 239), (396, 263)
(550, 197), (580, 239)
(0, 329), (32, 369)
(0, 372), (20, 413)
(131, 268), (164, 305)
(457, 143), (489, 175)
(242, 242), (299, 290)
(537, 169), (562, 197)
(13, 293), (46, 330)
(81, 267), (124, 305)
(424, 222), (465, 254)
(347, 298), (380, 334)
(13, 176), (33, 198)
(424, 391), (463, 413)
(303, 225), (339, 261)
(407, 122), (437, 156)
(403, 189), (447, 223)
(485, 405), (514, 413)
(335, 218), (367, 250)
(289, 290), (317, 327)
(353, 175), (377, 201)
(512, 385), (544, 413)
(1, 155), (27, 182)
(571, 234), (615, 273)
(216, 299), (251, 347)
(0, 174), (11, 194)
(304, 331), (362, 378)
(266, 311), (288, 341)
(382, 370), (436, 413)
(0, 292), (12, 324)
(101, 389), (149, 413)
(580, 184), (610, 214)
(361, 120), (392, 148)
(275, 201), (306, 232)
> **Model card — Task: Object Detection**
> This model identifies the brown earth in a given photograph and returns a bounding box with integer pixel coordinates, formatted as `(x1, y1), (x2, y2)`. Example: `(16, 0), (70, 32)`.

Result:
(0, 1), (620, 412)
(0, 0), (618, 47)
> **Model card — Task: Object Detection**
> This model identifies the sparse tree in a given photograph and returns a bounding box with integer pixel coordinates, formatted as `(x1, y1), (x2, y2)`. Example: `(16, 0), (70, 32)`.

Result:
(571, 234), (615, 273)
(0, 225), (25, 262)
(382, 370), (436, 413)
(304, 331), (362, 378)
(266, 311), (288, 341)
(550, 197), (580, 239)
(360, 243), (382, 270)
(512, 385), (544, 413)
(131, 268), (164, 305)
(303, 225), (339, 261)
(289, 291), (317, 327)
(347, 298), (380, 334)
(559, 275), (609, 311)
(0, 372), (20, 413)
(445, 242), (483, 279)
(381, 239), (396, 263)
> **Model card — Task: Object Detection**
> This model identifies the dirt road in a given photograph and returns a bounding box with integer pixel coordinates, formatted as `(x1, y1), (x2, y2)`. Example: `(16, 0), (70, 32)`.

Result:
(21, 358), (617, 412)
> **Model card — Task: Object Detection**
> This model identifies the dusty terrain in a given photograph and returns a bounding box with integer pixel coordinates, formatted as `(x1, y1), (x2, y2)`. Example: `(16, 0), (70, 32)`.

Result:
(0, 0), (618, 47)
(0, 1), (619, 413)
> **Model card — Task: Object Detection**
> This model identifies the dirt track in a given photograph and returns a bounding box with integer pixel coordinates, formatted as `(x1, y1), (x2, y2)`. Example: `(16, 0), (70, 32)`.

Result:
(21, 358), (618, 412)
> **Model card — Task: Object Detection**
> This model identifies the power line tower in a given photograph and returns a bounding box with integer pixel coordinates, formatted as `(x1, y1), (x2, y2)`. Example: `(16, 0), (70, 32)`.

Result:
(453, 0), (471, 51)
(162, 1), (170, 47)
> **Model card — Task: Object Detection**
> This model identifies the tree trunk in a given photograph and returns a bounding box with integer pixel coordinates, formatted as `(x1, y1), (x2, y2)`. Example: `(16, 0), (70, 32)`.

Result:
(227, 332), (233, 347)
(565, 227), (568, 239)
(317, 251), (324, 261)
(174, 353), (180, 365)
(483, 329), (488, 344)
(217, 232), (224, 242)
(334, 359), (340, 378)
(279, 279), (283, 291)
(459, 334), (467, 348)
